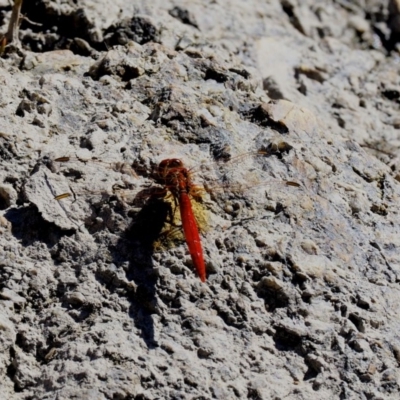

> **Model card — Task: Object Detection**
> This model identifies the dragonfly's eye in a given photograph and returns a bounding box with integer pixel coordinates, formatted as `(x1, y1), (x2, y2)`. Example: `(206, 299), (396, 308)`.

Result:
(159, 159), (183, 170)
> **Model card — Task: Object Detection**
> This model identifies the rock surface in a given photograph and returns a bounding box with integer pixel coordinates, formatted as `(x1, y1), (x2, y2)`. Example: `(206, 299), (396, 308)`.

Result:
(1, 1), (400, 399)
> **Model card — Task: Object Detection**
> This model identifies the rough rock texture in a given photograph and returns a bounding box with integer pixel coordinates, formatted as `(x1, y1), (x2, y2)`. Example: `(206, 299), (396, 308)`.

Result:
(1, 1), (400, 399)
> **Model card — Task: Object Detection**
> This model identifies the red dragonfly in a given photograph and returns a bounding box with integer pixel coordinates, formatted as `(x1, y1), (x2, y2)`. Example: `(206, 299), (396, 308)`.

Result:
(54, 149), (300, 283)
(155, 158), (207, 282)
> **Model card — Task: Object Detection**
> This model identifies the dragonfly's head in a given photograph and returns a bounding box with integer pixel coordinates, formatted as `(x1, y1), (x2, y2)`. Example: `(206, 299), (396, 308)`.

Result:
(156, 158), (187, 188)
(158, 158), (184, 172)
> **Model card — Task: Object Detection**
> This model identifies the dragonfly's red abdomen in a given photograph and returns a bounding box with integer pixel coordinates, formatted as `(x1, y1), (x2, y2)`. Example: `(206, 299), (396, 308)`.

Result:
(157, 159), (206, 282)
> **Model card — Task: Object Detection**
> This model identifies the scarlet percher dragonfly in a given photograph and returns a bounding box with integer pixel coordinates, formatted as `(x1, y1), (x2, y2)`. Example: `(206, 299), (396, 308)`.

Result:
(155, 158), (207, 282)
(54, 152), (300, 283)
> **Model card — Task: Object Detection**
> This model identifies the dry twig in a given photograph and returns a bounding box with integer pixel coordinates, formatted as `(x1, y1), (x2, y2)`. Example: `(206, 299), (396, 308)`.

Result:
(0, 0), (23, 53)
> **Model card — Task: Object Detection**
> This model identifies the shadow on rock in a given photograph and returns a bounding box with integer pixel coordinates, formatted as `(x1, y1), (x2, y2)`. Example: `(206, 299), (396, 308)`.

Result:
(114, 196), (172, 349)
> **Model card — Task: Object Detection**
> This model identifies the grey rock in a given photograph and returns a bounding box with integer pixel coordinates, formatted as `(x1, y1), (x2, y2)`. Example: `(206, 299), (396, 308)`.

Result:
(1, 1), (400, 399)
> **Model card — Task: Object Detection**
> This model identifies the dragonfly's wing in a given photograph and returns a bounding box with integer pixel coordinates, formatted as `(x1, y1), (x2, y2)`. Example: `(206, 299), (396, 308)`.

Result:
(203, 177), (300, 195)
(193, 149), (300, 193)
(54, 156), (137, 178)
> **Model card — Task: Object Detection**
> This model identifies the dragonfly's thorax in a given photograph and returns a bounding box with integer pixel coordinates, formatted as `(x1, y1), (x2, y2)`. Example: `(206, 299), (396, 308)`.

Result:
(157, 158), (192, 197)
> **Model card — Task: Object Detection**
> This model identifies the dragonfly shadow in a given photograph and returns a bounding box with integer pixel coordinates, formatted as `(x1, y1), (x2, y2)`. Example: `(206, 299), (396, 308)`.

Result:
(114, 193), (172, 349)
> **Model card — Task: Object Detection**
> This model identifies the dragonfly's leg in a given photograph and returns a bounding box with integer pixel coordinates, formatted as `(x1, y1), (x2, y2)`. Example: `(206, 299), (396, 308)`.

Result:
(149, 195), (182, 246)
(167, 195), (181, 227)
(165, 199), (177, 225)
(189, 185), (204, 201)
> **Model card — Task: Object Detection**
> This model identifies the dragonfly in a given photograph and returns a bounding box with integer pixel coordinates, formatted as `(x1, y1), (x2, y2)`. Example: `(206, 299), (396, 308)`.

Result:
(53, 148), (300, 283)
(154, 158), (207, 282)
